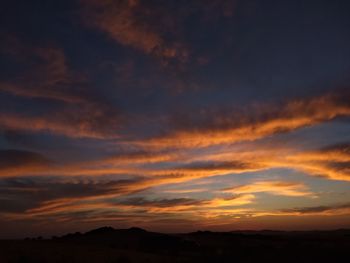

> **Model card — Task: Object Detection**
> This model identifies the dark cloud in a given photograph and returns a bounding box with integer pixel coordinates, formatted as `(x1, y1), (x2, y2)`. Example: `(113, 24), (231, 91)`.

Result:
(282, 203), (350, 214)
(0, 40), (124, 139)
(118, 197), (200, 208)
(172, 90), (350, 132)
(327, 162), (350, 170)
(0, 41), (82, 103)
(177, 160), (257, 171)
(0, 177), (146, 213)
(134, 90), (350, 149)
(80, 0), (189, 64)
(320, 143), (350, 154)
(0, 149), (51, 170)
(290, 142), (350, 181)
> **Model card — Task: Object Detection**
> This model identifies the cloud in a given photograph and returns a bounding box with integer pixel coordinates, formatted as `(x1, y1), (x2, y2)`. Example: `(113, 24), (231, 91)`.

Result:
(177, 160), (260, 171)
(203, 194), (255, 207)
(80, 0), (188, 63)
(252, 203), (350, 217)
(161, 188), (208, 194)
(282, 203), (350, 215)
(0, 41), (123, 139)
(0, 147), (263, 180)
(1, 139), (349, 191)
(118, 197), (200, 208)
(0, 141), (348, 186)
(184, 142), (350, 182)
(0, 150), (51, 177)
(133, 91), (350, 149)
(287, 143), (350, 163)
(223, 181), (316, 197)
(153, 160), (265, 178)
(120, 194), (254, 210)
(0, 110), (120, 139)
(100, 150), (182, 165)
(0, 150), (50, 169)
(284, 143), (350, 181)
(138, 194), (255, 214)
(0, 44), (83, 103)
(4, 192), (255, 220)
(0, 177), (146, 214)
(1, 173), (347, 226)
(0, 170), (255, 221)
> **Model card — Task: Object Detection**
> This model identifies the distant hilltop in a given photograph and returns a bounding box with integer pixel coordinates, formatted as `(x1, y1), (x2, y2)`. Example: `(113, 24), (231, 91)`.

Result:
(1, 227), (349, 263)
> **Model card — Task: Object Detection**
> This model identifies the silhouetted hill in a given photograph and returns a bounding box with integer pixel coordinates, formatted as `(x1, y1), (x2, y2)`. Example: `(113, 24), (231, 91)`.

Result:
(57, 226), (197, 253)
(1, 227), (350, 262)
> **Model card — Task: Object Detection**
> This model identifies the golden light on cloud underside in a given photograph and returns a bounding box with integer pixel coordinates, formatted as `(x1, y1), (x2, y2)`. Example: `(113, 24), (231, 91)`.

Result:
(132, 94), (350, 149)
(223, 181), (316, 197)
(0, 140), (348, 234)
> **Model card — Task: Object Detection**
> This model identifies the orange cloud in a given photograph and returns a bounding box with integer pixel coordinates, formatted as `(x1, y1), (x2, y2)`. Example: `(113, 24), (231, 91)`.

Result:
(223, 181), (316, 197)
(0, 42), (123, 139)
(1, 142), (348, 192)
(0, 46), (85, 103)
(0, 149), (51, 177)
(161, 188), (208, 194)
(203, 194), (255, 207)
(81, 0), (188, 62)
(6, 193), (254, 221)
(251, 203), (350, 217)
(99, 151), (183, 165)
(0, 112), (119, 139)
(133, 92), (350, 149)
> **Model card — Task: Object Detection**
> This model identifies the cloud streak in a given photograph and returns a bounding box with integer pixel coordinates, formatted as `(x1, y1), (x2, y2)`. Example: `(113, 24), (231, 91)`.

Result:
(0, 150), (51, 177)
(133, 91), (350, 149)
(0, 44), (83, 103)
(81, 0), (188, 63)
(223, 181), (316, 197)
(0, 42), (123, 139)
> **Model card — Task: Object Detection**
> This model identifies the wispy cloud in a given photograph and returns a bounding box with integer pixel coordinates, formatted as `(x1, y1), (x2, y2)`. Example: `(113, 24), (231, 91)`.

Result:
(223, 181), (316, 197)
(0, 149), (51, 177)
(0, 43), (83, 103)
(0, 111), (120, 139)
(252, 203), (350, 217)
(0, 41), (123, 139)
(80, 0), (188, 64)
(133, 91), (350, 149)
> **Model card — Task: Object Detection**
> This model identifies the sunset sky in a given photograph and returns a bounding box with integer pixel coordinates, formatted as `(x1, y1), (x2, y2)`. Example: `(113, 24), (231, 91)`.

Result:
(1, 0), (350, 238)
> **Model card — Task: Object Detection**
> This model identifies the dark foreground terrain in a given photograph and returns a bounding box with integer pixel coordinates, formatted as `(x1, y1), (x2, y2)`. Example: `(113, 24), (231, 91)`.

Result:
(1, 227), (350, 263)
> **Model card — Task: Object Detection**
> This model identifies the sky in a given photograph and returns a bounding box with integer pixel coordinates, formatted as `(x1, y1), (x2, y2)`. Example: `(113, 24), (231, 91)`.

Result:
(0, 0), (350, 238)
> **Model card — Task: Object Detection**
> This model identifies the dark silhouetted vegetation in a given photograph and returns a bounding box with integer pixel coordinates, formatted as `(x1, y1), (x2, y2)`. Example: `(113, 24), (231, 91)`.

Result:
(1, 227), (350, 262)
